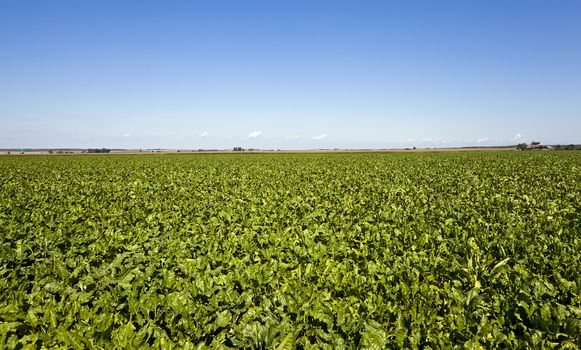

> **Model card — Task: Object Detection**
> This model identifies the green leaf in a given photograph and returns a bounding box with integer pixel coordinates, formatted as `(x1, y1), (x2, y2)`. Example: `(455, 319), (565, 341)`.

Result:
(361, 320), (388, 350)
(275, 333), (294, 350)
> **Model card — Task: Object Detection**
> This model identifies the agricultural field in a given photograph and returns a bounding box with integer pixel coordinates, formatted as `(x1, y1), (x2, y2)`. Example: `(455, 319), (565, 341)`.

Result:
(1, 151), (580, 348)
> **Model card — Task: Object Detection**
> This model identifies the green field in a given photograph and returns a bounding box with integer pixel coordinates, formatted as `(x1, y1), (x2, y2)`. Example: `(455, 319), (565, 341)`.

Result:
(1, 152), (580, 348)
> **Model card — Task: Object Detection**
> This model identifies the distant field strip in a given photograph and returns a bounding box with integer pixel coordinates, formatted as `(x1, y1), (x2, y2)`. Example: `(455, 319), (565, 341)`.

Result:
(1, 152), (580, 348)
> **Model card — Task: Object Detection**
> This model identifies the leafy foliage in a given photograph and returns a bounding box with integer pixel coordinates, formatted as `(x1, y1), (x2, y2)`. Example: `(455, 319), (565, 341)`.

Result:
(1, 152), (580, 348)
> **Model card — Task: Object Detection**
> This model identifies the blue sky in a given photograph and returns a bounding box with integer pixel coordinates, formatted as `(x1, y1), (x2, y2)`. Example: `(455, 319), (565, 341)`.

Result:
(1, 0), (580, 149)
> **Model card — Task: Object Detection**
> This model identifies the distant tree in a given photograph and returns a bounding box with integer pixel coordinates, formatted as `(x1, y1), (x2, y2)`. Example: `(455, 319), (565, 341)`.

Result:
(516, 143), (528, 151)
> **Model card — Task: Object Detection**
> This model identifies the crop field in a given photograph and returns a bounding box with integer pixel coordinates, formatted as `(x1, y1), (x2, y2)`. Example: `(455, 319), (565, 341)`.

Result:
(1, 151), (581, 349)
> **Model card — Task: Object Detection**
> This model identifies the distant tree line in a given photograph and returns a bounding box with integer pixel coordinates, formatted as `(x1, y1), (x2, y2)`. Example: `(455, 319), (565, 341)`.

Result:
(517, 142), (580, 151)
(553, 144), (581, 150)
(48, 150), (74, 154)
(233, 147), (259, 152)
(84, 148), (111, 153)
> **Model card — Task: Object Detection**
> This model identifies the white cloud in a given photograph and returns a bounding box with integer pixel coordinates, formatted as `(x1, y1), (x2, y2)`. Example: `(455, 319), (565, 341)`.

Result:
(312, 133), (327, 140)
(511, 133), (523, 142)
(123, 133), (131, 138)
(200, 131), (209, 138)
(476, 137), (489, 143)
(248, 130), (262, 139)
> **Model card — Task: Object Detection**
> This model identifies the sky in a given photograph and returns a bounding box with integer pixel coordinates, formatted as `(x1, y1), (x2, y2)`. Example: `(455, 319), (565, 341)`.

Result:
(1, 0), (580, 149)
